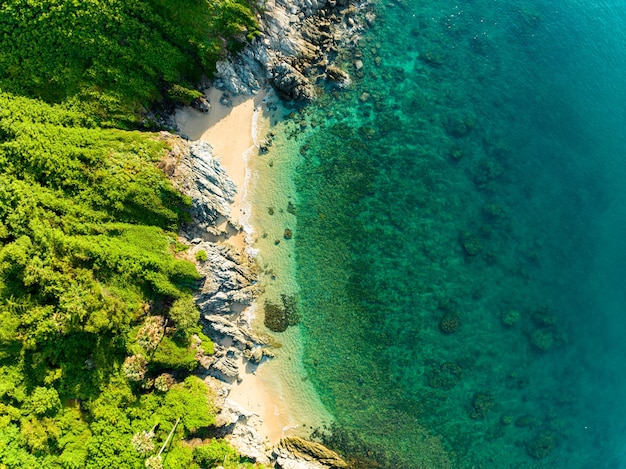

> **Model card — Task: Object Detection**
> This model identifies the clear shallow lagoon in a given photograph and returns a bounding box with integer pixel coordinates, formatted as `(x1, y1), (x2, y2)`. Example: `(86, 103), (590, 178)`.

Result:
(260, 0), (626, 466)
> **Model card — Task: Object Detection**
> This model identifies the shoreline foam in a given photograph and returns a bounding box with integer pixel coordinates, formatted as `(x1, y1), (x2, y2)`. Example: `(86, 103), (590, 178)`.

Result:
(175, 88), (333, 449)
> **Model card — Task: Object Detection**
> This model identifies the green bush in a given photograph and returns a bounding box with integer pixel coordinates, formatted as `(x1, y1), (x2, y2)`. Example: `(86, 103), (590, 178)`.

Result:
(194, 439), (239, 466)
(167, 85), (203, 106)
(159, 377), (216, 432)
(151, 336), (198, 372)
(164, 445), (197, 469)
(195, 249), (208, 262)
(26, 387), (62, 417)
(168, 295), (201, 338)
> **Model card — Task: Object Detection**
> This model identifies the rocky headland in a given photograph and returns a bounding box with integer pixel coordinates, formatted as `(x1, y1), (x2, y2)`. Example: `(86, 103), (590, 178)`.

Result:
(214, 0), (375, 101)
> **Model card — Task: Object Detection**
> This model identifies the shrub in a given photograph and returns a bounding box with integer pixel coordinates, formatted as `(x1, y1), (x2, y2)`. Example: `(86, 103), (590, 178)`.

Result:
(193, 439), (239, 468)
(166, 85), (203, 106)
(194, 250), (208, 262)
(168, 296), (200, 338)
(151, 337), (197, 372)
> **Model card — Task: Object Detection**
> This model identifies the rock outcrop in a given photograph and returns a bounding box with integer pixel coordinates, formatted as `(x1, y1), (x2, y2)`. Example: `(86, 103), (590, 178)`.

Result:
(273, 437), (349, 469)
(160, 137), (236, 238)
(213, 0), (373, 100)
(161, 133), (263, 376)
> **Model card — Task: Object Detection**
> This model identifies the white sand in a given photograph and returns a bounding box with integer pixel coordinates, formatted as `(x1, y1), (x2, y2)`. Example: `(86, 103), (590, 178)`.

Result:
(175, 88), (267, 251)
(175, 88), (333, 446)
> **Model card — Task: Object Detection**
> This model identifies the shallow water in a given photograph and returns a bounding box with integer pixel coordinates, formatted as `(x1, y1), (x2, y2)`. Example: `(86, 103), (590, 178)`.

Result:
(256, 0), (626, 466)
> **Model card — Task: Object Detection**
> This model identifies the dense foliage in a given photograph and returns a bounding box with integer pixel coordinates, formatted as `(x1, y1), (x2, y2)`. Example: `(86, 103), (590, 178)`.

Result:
(0, 0), (262, 467)
(0, 0), (260, 127)
(0, 93), (243, 468)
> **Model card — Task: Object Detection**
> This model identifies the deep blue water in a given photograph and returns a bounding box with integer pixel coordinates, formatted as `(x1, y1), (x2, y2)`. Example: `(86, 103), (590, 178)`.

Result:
(288, 0), (626, 466)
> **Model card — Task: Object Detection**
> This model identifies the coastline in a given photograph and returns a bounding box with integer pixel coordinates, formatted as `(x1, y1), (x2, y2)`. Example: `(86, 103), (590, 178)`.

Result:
(170, 0), (374, 464)
(174, 88), (265, 251)
(174, 87), (333, 452)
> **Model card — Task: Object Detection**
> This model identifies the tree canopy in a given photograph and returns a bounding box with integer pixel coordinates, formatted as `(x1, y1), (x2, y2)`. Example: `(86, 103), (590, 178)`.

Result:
(0, 0), (260, 126)
(0, 0), (265, 466)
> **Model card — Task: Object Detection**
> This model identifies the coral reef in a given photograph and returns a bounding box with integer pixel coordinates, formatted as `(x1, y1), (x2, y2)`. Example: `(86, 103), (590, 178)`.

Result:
(264, 294), (300, 332)
(439, 311), (461, 334)
(469, 392), (494, 419)
(526, 431), (555, 459)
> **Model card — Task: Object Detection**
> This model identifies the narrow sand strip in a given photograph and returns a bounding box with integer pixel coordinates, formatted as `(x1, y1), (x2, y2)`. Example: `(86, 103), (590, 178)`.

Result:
(175, 88), (266, 251)
(175, 88), (293, 445)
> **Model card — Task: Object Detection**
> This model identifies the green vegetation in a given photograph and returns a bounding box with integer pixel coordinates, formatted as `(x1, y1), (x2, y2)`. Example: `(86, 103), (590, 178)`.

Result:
(0, 0), (264, 467)
(195, 250), (209, 262)
(0, 92), (229, 467)
(0, 0), (260, 127)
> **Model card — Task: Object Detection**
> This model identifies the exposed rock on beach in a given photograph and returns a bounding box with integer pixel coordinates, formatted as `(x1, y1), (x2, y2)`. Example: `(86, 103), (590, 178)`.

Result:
(161, 133), (262, 368)
(162, 133), (343, 467)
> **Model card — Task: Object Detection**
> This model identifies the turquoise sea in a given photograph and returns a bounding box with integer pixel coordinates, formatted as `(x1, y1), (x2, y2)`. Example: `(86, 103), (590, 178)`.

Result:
(266, 0), (626, 466)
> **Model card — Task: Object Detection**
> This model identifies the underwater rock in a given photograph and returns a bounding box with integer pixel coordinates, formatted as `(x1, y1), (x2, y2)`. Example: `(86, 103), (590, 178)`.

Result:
(531, 306), (556, 326)
(526, 431), (555, 459)
(501, 310), (521, 327)
(444, 113), (476, 137)
(439, 311), (460, 334)
(419, 50), (444, 67)
(530, 329), (555, 351)
(459, 231), (483, 257)
(425, 362), (462, 390)
(326, 65), (350, 86)
(287, 201), (297, 215)
(448, 145), (465, 162)
(471, 158), (503, 189)
(470, 391), (494, 419)
(274, 437), (349, 469)
(482, 203), (505, 219)
(264, 294), (300, 332)
(514, 414), (539, 428)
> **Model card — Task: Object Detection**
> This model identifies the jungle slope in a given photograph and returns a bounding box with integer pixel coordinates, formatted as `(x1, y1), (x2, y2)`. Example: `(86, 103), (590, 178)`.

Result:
(0, 1), (265, 468)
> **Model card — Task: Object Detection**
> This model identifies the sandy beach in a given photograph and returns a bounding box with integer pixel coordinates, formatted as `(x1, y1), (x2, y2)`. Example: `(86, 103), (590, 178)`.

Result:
(175, 88), (266, 251)
(175, 88), (332, 447)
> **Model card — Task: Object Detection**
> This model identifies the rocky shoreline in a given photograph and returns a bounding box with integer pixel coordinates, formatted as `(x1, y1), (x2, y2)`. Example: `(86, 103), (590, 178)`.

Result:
(161, 136), (346, 468)
(159, 0), (376, 466)
(214, 0), (374, 101)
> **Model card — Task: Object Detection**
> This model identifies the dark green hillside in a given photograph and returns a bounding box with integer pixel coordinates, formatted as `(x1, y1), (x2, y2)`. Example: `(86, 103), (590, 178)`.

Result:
(0, 93), (257, 468)
(0, 0), (259, 126)
(0, 0), (264, 467)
